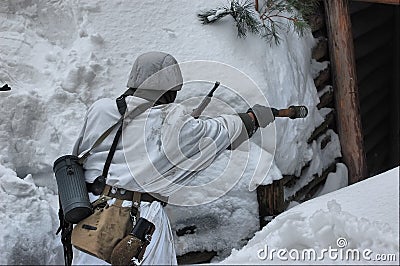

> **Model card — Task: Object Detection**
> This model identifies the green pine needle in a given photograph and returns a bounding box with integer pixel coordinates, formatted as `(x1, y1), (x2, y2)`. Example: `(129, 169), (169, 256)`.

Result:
(198, 0), (320, 45)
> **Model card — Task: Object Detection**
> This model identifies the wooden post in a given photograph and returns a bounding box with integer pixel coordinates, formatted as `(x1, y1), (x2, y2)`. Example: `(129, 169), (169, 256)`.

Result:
(351, 0), (400, 5)
(256, 180), (285, 229)
(323, 0), (368, 184)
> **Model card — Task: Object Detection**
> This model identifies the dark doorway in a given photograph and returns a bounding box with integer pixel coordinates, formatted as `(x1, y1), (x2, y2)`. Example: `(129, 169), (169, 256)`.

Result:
(349, 2), (399, 176)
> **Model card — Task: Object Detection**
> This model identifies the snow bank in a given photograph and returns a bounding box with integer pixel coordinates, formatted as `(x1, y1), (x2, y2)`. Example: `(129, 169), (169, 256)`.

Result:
(221, 167), (399, 265)
(0, 164), (63, 265)
(0, 0), (342, 261)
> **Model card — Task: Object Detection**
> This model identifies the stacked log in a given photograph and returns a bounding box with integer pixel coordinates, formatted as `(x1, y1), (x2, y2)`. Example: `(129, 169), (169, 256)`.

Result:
(257, 1), (343, 227)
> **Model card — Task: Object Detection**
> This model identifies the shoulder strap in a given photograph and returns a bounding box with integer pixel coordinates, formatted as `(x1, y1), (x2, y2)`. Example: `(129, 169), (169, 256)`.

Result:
(101, 101), (152, 178)
(78, 117), (123, 164)
(101, 124), (122, 179)
(78, 102), (152, 165)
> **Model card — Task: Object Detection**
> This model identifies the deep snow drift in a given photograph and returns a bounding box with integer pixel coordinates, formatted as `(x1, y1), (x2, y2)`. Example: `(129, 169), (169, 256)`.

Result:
(0, 0), (354, 264)
(221, 167), (399, 265)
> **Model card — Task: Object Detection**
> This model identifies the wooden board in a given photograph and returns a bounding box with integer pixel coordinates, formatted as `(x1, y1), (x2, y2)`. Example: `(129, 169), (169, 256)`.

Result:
(352, 0), (399, 5)
(323, 0), (368, 184)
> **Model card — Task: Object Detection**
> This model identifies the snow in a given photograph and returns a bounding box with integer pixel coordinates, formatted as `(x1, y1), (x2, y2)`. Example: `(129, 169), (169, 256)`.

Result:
(0, 165), (63, 264)
(0, 0), (363, 264)
(315, 163), (348, 197)
(285, 129), (343, 200)
(221, 167), (399, 265)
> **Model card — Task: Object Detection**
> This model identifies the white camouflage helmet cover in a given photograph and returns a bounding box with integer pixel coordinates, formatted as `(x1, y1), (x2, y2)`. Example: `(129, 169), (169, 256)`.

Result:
(127, 51), (183, 92)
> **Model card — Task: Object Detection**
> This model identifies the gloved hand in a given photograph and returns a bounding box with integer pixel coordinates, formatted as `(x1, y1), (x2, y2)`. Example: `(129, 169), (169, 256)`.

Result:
(247, 104), (277, 128)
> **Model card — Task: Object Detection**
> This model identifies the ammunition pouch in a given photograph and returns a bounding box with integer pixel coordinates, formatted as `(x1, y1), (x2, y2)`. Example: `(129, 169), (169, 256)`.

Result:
(71, 198), (133, 263)
(110, 217), (156, 265)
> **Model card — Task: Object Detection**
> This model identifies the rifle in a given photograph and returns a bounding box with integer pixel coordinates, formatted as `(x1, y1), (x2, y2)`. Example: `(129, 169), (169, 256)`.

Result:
(191, 81), (220, 118)
(190, 81), (308, 120)
(274, 105), (308, 119)
(56, 199), (73, 266)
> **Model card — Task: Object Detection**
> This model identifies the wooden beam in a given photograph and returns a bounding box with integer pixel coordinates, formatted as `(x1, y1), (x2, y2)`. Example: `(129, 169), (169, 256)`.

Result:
(307, 6), (326, 32)
(286, 162), (338, 203)
(317, 89), (334, 109)
(352, 0), (400, 5)
(314, 66), (331, 89)
(323, 0), (368, 184)
(312, 37), (329, 61)
(307, 111), (335, 144)
(256, 180), (285, 229)
(177, 251), (217, 265)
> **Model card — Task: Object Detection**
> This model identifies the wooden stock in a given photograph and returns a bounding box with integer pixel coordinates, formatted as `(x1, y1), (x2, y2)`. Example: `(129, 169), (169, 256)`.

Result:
(276, 108), (295, 118)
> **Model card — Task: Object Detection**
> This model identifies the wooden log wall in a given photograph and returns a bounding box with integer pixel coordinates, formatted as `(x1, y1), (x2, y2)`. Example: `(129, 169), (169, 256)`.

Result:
(257, 0), (399, 229)
(256, 1), (343, 228)
(352, 0), (400, 5)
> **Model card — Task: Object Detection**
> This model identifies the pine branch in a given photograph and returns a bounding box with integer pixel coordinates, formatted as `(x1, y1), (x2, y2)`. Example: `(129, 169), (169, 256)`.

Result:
(259, 0), (319, 44)
(198, 0), (260, 38)
(198, 0), (320, 45)
(230, 0), (260, 38)
(198, 8), (231, 24)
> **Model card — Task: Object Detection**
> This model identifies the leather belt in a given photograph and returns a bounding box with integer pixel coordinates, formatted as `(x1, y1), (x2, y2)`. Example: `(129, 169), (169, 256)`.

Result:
(104, 185), (168, 206)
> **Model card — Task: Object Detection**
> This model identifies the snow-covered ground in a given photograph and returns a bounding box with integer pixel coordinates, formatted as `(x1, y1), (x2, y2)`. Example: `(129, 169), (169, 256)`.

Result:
(221, 167), (399, 265)
(1, 163), (398, 265)
(1, 0), (393, 265)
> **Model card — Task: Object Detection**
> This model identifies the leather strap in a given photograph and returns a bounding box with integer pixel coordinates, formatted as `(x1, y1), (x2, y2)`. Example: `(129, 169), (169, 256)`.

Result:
(131, 191), (141, 226)
(78, 102), (152, 165)
(78, 117), (123, 164)
(104, 185), (168, 205)
(101, 124), (123, 178)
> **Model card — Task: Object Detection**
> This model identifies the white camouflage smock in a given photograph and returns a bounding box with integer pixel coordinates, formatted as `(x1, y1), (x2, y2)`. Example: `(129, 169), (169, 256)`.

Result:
(72, 95), (244, 265)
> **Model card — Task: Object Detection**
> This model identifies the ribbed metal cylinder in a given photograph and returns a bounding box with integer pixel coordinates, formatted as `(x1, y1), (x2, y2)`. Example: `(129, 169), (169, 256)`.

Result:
(53, 155), (92, 223)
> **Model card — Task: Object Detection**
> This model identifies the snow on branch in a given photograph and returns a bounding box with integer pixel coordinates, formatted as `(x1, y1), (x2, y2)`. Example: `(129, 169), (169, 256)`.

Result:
(198, 0), (319, 45)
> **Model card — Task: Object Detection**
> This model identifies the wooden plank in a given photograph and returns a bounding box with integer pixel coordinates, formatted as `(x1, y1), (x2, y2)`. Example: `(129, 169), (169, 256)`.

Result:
(320, 134), (332, 149)
(176, 225), (197, 237)
(312, 37), (329, 61)
(307, 111), (335, 144)
(283, 161), (312, 188)
(257, 180), (286, 228)
(287, 162), (338, 203)
(349, 2), (373, 13)
(324, 0), (368, 184)
(317, 89), (334, 109)
(314, 66), (331, 89)
(307, 4), (326, 32)
(273, 180), (285, 213)
(177, 251), (217, 265)
(256, 184), (274, 228)
(352, 0), (400, 5)
(281, 175), (293, 186)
